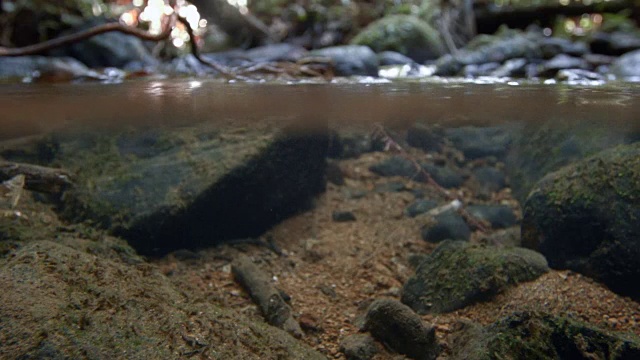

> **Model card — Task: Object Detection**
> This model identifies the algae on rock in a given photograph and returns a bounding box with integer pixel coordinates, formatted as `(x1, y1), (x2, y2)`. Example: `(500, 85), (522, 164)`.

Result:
(402, 240), (549, 314)
(450, 311), (640, 360)
(351, 15), (445, 63)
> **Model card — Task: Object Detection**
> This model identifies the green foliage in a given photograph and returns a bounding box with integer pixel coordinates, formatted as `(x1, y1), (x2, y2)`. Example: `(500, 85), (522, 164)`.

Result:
(600, 10), (639, 33)
(0, 0), (108, 45)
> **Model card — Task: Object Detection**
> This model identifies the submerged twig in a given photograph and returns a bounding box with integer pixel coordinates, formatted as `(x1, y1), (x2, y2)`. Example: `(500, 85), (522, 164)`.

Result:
(372, 124), (489, 232)
(231, 255), (303, 338)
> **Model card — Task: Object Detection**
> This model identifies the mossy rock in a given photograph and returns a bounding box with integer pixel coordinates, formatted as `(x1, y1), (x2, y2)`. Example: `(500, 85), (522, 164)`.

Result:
(450, 311), (640, 360)
(401, 240), (548, 314)
(0, 240), (325, 359)
(49, 124), (327, 256)
(350, 15), (445, 63)
(521, 143), (640, 300)
(506, 118), (635, 204)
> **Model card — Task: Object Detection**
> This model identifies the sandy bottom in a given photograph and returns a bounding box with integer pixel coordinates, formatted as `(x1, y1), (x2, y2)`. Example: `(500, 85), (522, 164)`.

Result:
(155, 151), (640, 359)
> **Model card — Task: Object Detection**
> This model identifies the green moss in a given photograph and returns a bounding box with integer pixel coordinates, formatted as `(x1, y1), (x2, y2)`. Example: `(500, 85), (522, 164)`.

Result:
(351, 14), (444, 60)
(451, 311), (640, 360)
(402, 241), (548, 314)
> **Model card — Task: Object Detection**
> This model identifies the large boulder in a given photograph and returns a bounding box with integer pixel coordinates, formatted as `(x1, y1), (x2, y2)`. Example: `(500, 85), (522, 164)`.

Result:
(402, 241), (548, 314)
(50, 18), (158, 69)
(450, 311), (640, 360)
(506, 120), (636, 203)
(47, 125), (327, 255)
(521, 143), (640, 300)
(350, 15), (445, 63)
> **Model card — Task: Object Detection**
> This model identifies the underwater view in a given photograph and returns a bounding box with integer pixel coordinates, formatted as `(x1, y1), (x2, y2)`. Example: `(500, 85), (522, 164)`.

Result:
(2, 0), (640, 359)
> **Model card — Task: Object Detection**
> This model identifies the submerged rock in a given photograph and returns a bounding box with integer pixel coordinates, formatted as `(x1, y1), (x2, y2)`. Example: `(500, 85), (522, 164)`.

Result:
(521, 143), (640, 300)
(421, 211), (470, 243)
(0, 240), (324, 359)
(445, 126), (512, 160)
(361, 298), (440, 360)
(369, 156), (417, 178)
(506, 120), (635, 203)
(405, 199), (438, 218)
(466, 204), (517, 229)
(53, 125), (327, 255)
(350, 15), (445, 63)
(450, 311), (640, 360)
(402, 240), (548, 314)
(471, 166), (507, 195)
(339, 334), (379, 360)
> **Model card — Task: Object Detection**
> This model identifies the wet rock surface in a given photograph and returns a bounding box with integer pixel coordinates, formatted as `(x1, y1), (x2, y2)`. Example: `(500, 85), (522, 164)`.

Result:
(522, 143), (640, 300)
(50, 18), (158, 69)
(402, 240), (549, 314)
(310, 45), (379, 77)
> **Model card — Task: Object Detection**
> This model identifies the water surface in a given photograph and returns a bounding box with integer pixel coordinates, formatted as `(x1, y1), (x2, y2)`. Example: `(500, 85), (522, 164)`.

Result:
(1, 79), (639, 139)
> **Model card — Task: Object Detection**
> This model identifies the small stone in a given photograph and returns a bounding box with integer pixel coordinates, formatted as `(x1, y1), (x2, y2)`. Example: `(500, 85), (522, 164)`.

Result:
(421, 211), (470, 243)
(339, 334), (379, 360)
(363, 299), (440, 360)
(332, 211), (357, 222)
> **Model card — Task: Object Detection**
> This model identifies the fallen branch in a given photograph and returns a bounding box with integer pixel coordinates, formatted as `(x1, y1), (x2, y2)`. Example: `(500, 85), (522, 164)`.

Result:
(0, 2), (237, 79)
(177, 15), (236, 79)
(231, 255), (303, 338)
(0, 160), (72, 194)
(0, 15), (176, 57)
